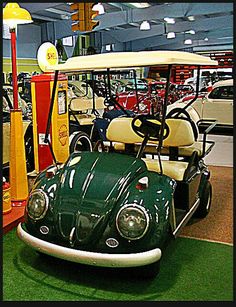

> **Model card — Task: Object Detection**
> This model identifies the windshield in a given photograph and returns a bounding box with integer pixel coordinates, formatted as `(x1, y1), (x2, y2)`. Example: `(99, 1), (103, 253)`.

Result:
(3, 85), (29, 116)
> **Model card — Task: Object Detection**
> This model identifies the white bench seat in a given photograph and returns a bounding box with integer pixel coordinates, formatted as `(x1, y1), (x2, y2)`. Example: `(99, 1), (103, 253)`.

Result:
(142, 158), (188, 181)
(111, 141), (213, 157)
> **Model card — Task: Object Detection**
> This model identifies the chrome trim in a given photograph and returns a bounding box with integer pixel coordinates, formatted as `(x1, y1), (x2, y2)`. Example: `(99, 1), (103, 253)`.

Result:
(116, 204), (150, 240)
(69, 227), (76, 247)
(27, 189), (49, 221)
(106, 237), (119, 248)
(173, 198), (200, 238)
(17, 223), (161, 268)
(40, 225), (49, 235)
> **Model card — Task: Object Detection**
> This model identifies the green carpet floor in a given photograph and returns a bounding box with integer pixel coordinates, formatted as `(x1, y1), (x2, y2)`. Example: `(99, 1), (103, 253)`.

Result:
(3, 228), (234, 301)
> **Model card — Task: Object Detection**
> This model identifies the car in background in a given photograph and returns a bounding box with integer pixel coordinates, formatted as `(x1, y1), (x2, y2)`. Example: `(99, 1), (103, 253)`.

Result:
(174, 84), (194, 97)
(147, 81), (194, 104)
(148, 80), (166, 100)
(120, 78), (148, 91)
(167, 79), (233, 134)
(85, 78), (159, 115)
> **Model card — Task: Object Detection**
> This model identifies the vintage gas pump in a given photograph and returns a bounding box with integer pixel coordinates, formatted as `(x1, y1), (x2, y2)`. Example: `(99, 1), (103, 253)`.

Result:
(31, 42), (69, 172)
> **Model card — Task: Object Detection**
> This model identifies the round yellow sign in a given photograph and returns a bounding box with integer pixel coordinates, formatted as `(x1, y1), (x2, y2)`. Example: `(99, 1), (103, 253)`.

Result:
(37, 42), (58, 72)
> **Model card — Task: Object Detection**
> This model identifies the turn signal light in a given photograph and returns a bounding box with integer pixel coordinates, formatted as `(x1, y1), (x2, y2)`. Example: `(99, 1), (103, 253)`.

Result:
(46, 166), (58, 178)
(136, 176), (149, 190)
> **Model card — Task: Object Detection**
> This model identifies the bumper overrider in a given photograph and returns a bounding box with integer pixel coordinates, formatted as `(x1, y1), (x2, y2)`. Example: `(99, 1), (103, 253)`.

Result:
(17, 223), (162, 268)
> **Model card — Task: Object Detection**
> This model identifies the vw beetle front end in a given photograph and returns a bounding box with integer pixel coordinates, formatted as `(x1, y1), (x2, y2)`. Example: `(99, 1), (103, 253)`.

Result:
(17, 152), (176, 269)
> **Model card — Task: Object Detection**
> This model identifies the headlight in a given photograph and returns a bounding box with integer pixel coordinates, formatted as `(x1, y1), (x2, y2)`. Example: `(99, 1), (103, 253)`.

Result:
(116, 204), (149, 240)
(27, 189), (49, 220)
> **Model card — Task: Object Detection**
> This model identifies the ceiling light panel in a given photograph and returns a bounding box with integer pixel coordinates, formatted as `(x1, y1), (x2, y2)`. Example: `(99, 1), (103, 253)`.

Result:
(128, 3), (151, 8)
(164, 17), (175, 24)
(167, 32), (176, 39)
(184, 39), (193, 44)
(140, 20), (151, 30)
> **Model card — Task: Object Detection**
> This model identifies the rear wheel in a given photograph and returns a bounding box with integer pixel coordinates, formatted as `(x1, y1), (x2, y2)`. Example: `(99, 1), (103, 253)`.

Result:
(194, 181), (212, 218)
(69, 131), (92, 153)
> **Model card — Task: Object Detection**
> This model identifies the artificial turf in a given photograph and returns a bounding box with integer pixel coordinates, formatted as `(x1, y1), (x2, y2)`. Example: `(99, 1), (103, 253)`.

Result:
(2, 228), (234, 301)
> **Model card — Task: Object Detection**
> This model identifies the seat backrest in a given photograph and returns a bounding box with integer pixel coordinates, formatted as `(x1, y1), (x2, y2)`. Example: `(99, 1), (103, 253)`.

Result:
(69, 96), (105, 112)
(106, 117), (195, 147)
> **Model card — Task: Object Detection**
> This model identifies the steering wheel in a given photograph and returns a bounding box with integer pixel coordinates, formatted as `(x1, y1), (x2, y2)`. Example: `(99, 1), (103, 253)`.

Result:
(166, 107), (198, 140)
(131, 114), (169, 141)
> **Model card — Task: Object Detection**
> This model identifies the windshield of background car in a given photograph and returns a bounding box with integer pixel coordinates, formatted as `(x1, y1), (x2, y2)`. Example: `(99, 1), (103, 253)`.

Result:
(153, 83), (165, 90)
(127, 83), (148, 92)
(3, 86), (29, 115)
(177, 85), (194, 91)
(208, 86), (233, 100)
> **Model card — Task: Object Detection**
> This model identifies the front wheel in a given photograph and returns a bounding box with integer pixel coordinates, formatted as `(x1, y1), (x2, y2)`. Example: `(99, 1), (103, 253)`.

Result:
(194, 181), (212, 218)
(69, 131), (93, 153)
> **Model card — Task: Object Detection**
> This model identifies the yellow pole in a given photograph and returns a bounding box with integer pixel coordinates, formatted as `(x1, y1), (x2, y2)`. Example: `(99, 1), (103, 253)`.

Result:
(10, 110), (29, 206)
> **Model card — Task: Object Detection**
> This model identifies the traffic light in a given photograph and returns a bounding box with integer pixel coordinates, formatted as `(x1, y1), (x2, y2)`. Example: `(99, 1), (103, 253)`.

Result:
(85, 3), (99, 32)
(70, 3), (85, 32)
(70, 3), (99, 32)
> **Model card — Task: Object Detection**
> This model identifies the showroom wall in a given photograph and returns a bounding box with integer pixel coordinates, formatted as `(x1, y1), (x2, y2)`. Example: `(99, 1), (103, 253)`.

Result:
(3, 23), (42, 75)
(3, 23), (42, 58)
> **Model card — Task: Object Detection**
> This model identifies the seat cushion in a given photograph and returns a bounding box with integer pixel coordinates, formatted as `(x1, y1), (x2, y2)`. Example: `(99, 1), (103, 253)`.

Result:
(161, 141), (214, 157)
(70, 114), (96, 125)
(142, 158), (188, 181)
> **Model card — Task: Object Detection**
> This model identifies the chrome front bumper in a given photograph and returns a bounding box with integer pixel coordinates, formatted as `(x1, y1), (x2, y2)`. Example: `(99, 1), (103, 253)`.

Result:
(17, 223), (162, 268)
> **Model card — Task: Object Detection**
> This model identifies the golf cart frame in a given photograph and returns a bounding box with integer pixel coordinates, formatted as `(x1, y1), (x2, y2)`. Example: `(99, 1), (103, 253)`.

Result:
(17, 51), (218, 278)
(44, 50), (218, 234)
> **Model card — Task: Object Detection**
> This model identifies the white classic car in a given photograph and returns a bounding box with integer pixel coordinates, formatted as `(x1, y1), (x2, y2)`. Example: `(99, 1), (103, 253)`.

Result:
(167, 79), (233, 134)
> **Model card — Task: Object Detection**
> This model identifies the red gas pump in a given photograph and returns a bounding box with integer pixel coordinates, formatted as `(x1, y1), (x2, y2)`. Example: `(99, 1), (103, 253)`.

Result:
(31, 72), (69, 172)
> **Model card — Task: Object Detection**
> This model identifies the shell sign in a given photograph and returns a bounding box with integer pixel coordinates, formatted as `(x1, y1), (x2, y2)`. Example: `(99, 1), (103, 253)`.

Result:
(58, 124), (68, 146)
(37, 42), (59, 72)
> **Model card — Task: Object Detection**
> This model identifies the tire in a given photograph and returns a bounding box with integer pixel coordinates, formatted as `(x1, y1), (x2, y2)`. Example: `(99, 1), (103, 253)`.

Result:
(194, 181), (212, 218)
(69, 131), (93, 153)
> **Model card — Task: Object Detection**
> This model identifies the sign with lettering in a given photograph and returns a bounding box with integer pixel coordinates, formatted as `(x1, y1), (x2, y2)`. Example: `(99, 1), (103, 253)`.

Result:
(37, 42), (58, 72)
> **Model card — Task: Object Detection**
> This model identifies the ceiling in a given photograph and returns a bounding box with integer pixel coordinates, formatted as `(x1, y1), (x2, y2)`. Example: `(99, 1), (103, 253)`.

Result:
(4, 2), (234, 52)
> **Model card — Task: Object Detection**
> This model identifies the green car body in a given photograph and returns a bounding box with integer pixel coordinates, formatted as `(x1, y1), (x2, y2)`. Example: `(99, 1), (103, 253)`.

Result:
(17, 151), (176, 274)
(17, 50), (217, 277)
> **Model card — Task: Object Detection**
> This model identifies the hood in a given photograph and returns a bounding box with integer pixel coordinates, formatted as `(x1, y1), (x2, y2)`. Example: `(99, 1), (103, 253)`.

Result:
(53, 152), (146, 244)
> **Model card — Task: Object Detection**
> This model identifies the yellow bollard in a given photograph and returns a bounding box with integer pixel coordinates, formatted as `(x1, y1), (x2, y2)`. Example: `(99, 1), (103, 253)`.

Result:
(9, 109), (29, 206)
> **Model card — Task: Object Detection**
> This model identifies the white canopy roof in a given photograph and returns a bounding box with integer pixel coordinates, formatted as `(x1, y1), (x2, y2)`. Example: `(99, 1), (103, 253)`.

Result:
(46, 50), (218, 73)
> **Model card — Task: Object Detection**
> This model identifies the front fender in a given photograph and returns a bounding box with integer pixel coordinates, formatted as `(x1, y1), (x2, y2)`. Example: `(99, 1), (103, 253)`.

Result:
(105, 170), (176, 251)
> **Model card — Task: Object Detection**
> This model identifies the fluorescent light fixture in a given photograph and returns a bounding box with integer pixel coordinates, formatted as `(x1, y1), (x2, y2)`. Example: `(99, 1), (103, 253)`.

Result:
(128, 3), (151, 8)
(92, 3), (105, 14)
(164, 17), (175, 24)
(187, 15), (195, 21)
(185, 30), (195, 35)
(167, 32), (175, 39)
(184, 39), (192, 45)
(140, 20), (151, 30)
(105, 44), (111, 51)
(217, 36), (232, 39)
